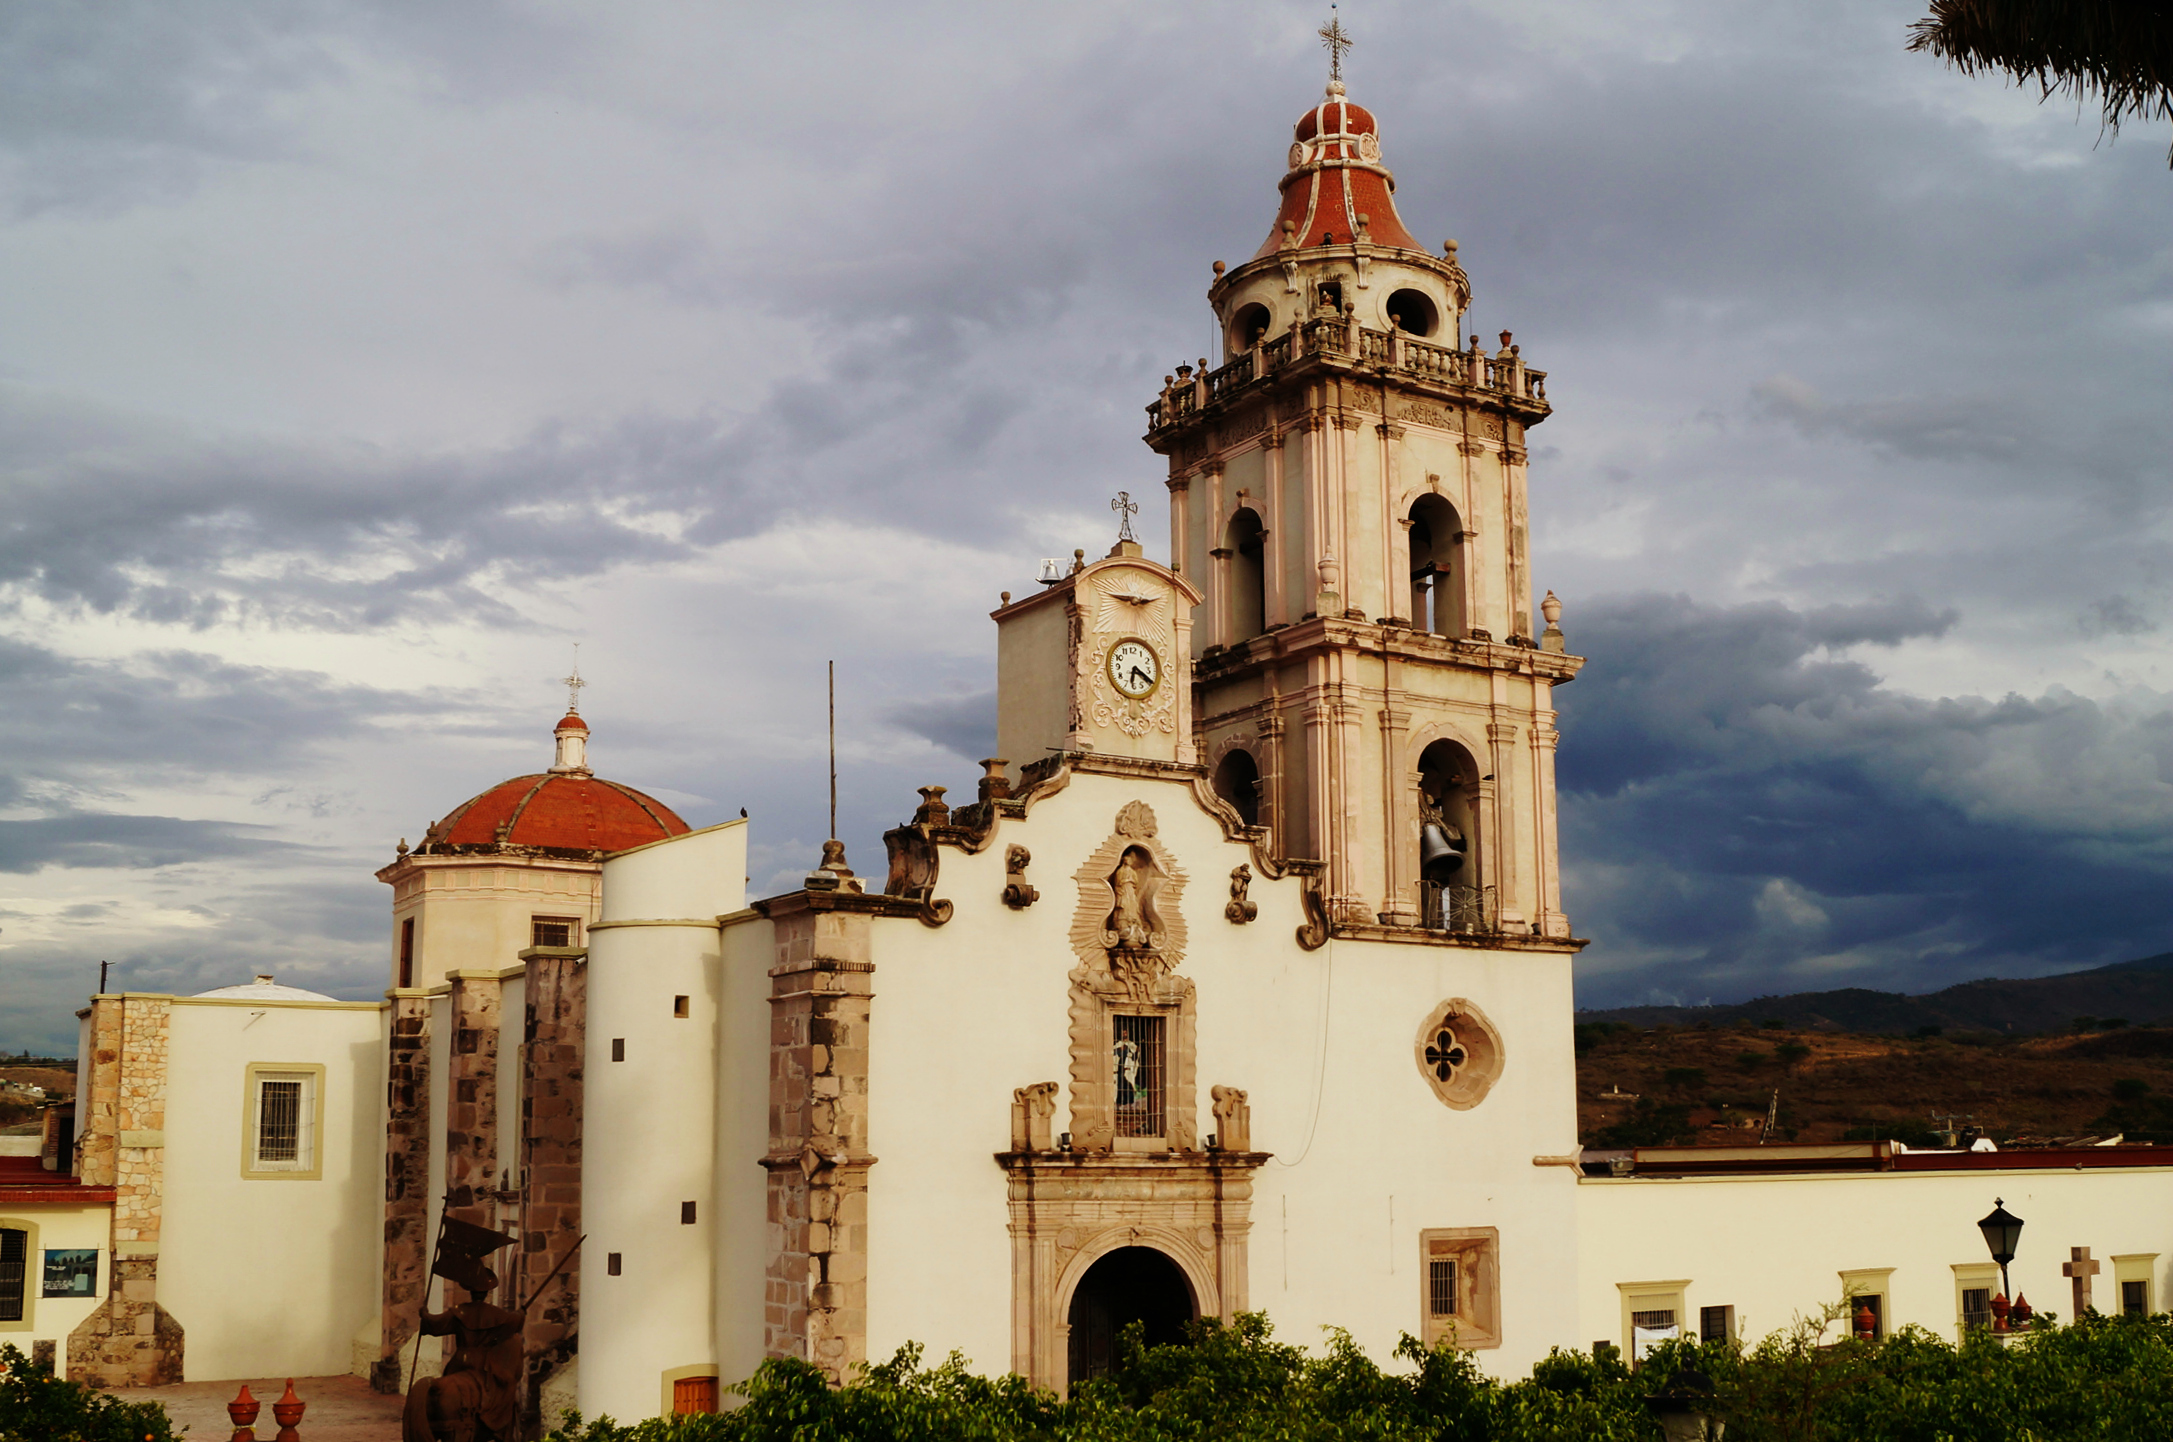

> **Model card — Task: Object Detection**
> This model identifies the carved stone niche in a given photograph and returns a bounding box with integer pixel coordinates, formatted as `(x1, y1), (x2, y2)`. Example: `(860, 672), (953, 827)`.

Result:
(1414, 997), (1505, 1111)
(1068, 802), (1192, 1152)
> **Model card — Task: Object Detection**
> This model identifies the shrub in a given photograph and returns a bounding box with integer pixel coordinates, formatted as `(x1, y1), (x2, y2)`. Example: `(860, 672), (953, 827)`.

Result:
(1662, 1066), (1707, 1091)
(2115, 1077), (2152, 1103)
(1775, 1042), (1811, 1067)
(0, 1343), (178, 1442)
(1735, 1050), (1771, 1069)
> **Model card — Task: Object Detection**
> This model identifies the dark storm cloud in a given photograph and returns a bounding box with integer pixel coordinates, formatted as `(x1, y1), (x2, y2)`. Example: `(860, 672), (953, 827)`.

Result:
(0, 634), (435, 780)
(887, 690), (998, 764)
(0, 812), (290, 873)
(1556, 593), (2173, 1004)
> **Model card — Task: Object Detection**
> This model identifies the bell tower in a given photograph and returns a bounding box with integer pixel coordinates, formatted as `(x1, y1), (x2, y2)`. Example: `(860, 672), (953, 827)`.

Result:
(1146, 61), (1583, 936)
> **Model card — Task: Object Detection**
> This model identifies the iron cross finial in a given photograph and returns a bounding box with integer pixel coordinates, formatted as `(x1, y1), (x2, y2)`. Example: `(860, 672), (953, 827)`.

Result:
(1319, 7), (1353, 87)
(1111, 491), (1139, 543)
(561, 644), (587, 714)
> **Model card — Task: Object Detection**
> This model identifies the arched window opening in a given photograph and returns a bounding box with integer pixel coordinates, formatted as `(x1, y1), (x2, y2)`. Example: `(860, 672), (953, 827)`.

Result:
(1417, 739), (1483, 932)
(1228, 302), (1272, 355)
(1407, 495), (1464, 637)
(1067, 1247), (1195, 1388)
(1213, 748), (1262, 829)
(1224, 509), (1267, 641)
(1315, 279), (1344, 316)
(1386, 288), (1439, 337)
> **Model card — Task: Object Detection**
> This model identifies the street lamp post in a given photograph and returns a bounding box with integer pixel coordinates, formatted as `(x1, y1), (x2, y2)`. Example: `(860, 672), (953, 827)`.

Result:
(1978, 1198), (2025, 1303)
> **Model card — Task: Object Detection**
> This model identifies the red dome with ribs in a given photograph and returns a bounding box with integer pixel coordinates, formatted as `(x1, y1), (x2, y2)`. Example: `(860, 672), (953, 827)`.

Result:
(1253, 91), (1424, 260)
(426, 773), (688, 855)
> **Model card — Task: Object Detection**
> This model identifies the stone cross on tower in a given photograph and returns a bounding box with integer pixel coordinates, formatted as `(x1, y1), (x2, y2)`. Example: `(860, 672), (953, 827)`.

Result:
(2065, 1246), (2101, 1317)
(1111, 491), (1139, 544)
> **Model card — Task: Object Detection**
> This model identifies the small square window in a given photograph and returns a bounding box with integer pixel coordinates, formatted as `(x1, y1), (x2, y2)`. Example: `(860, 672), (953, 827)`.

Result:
(673, 1376), (719, 1415)
(244, 1065), (322, 1178)
(532, 916), (577, 948)
(607, 1252), (622, 1277)
(611, 1038), (625, 1063)
(2123, 1280), (2149, 1317)
(1700, 1305), (1735, 1342)
(680, 1201), (697, 1225)
(1420, 1228), (1499, 1349)
(673, 995), (689, 1018)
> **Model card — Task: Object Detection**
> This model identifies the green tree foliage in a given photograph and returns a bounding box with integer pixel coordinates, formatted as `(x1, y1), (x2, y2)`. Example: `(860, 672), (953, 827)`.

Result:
(1909, 1), (2173, 163)
(0, 1343), (178, 1442)
(537, 1306), (2173, 1442)
(1661, 1066), (1708, 1092)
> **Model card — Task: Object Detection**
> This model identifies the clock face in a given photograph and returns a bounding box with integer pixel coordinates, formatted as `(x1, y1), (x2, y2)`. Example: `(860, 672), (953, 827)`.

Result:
(1107, 639), (1160, 699)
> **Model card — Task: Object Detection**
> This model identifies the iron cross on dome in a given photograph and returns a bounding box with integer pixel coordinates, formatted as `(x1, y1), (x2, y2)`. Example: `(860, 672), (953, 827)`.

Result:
(1111, 491), (1139, 544)
(561, 648), (587, 714)
(1319, 9), (1353, 87)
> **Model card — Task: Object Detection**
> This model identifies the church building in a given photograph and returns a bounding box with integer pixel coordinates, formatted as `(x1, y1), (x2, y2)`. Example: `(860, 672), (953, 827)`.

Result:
(15, 51), (2173, 1437)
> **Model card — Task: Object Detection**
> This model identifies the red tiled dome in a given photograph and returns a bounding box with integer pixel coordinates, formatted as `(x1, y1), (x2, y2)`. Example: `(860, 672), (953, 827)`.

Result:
(1253, 89), (1424, 260)
(554, 711), (589, 733)
(423, 773), (688, 856)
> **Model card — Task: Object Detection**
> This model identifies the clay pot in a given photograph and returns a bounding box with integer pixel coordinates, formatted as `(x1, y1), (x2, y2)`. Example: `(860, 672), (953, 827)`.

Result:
(227, 1383), (261, 1425)
(272, 1378), (306, 1426)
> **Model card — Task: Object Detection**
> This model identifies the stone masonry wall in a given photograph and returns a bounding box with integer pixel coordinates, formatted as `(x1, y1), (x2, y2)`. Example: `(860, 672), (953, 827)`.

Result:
(518, 949), (585, 1437)
(762, 899), (875, 1382)
(373, 993), (435, 1394)
(67, 996), (185, 1386)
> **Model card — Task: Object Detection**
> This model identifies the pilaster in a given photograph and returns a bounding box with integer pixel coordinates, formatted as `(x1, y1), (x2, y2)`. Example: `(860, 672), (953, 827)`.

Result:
(760, 895), (878, 1382)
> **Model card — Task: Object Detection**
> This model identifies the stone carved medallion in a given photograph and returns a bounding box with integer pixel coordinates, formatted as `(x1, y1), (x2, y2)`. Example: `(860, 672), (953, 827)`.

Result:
(1414, 997), (1504, 1110)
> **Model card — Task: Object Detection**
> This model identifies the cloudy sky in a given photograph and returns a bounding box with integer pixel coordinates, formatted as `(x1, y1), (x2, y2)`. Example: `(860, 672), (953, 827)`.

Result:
(1, 0), (2167, 1053)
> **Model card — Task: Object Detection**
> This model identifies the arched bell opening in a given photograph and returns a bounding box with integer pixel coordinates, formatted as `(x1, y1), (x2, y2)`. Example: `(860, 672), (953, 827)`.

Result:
(1386, 287), (1440, 338)
(1224, 509), (1267, 642)
(1407, 494), (1465, 639)
(1212, 747), (1262, 829)
(1066, 1246), (1196, 1388)
(1227, 301), (1272, 356)
(1416, 739), (1483, 931)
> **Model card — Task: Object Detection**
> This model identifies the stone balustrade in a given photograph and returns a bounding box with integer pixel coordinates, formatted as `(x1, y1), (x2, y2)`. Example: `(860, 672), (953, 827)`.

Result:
(1147, 319), (1546, 432)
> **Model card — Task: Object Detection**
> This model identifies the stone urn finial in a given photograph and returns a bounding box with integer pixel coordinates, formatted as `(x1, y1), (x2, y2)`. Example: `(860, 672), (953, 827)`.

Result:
(1541, 590), (1562, 627)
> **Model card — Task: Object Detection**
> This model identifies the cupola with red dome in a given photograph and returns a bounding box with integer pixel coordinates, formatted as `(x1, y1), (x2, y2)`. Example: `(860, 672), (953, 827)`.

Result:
(406, 707), (689, 861)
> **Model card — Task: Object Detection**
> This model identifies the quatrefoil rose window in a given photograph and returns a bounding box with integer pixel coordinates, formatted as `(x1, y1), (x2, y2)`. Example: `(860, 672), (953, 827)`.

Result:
(1414, 998), (1503, 1110)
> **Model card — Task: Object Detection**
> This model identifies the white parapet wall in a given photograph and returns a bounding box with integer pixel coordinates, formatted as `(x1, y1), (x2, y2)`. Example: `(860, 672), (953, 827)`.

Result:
(579, 820), (746, 1423)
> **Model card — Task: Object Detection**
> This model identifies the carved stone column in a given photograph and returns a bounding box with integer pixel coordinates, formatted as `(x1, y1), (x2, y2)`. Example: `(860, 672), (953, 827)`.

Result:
(760, 893), (879, 1382)
(1377, 707), (1416, 925)
(1261, 430), (1287, 625)
(1486, 722), (1522, 929)
(373, 991), (435, 1393)
(1166, 472), (1191, 579)
(1530, 719), (1569, 937)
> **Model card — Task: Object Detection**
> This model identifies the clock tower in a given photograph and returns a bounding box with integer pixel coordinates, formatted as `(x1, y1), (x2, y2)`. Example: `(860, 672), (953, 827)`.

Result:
(1146, 71), (1583, 936)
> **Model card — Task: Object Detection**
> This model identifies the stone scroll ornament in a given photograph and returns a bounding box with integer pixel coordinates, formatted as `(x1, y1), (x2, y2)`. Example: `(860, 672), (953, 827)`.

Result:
(881, 786), (955, 926)
(1001, 844), (1039, 909)
(1070, 801), (1190, 1000)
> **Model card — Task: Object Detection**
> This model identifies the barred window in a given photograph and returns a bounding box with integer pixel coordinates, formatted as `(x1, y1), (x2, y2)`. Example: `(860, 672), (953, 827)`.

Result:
(250, 1070), (317, 1173)
(1700, 1305), (1734, 1342)
(1630, 1308), (1677, 1330)
(1428, 1257), (1458, 1317)
(0, 1229), (24, 1323)
(1962, 1287), (1992, 1331)
(532, 916), (577, 948)
(2123, 1280), (2149, 1317)
(1112, 1015), (1166, 1138)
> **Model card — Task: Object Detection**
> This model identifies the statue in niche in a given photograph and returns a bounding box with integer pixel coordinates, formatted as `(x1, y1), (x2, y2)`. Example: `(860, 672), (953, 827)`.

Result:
(1103, 846), (1166, 954)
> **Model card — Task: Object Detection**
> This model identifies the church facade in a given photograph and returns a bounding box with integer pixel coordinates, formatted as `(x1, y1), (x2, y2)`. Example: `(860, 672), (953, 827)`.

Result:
(15, 63), (2173, 1436)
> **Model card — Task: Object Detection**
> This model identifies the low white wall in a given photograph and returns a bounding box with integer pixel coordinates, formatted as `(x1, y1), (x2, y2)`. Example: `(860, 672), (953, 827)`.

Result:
(579, 820), (745, 1423)
(1578, 1164), (2173, 1351)
(156, 998), (387, 1380)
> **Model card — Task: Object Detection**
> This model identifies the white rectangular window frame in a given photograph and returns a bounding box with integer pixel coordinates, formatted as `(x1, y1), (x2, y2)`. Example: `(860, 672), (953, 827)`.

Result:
(242, 1063), (326, 1180)
(2114, 1253), (2158, 1317)
(1952, 1262), (1998, 1338)
(1618, 1280), (1689, 1363)
(1839, 1267), (1894, 1340)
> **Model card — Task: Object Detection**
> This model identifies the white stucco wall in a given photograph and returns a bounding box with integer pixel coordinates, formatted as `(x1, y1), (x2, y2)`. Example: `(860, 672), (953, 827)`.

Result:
(0, 1200), (110, 1356)
(579, 820), (745, 1423)
(859, 767), (1583, 1378)
(1578, 1164), (2173, 1352)
(156, 997), (386, 1380)
(715, 912), (775, 1392)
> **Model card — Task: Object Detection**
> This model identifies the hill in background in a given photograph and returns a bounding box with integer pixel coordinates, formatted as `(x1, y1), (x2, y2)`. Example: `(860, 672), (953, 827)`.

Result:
(1578, 951), (2173, 1035)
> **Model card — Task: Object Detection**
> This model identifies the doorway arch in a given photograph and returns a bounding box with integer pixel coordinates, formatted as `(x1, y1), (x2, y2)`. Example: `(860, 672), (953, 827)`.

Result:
(1065, 1246), (1196, 1387)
